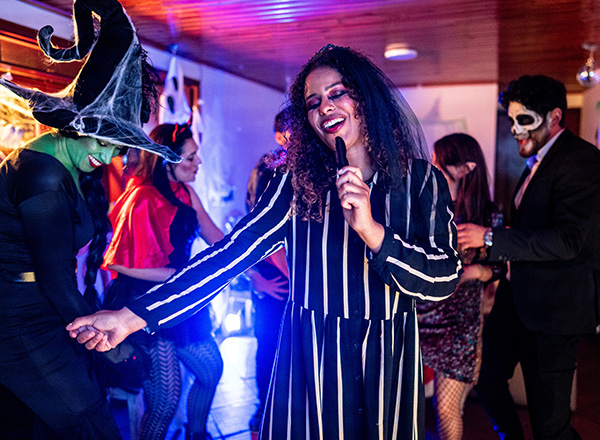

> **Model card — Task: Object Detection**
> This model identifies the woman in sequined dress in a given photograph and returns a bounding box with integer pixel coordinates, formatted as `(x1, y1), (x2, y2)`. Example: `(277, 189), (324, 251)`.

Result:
(417, 133), (504, 440)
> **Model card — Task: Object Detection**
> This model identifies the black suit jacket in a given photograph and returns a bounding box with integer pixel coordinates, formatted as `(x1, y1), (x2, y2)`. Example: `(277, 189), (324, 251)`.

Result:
(489, 129), (600, 334)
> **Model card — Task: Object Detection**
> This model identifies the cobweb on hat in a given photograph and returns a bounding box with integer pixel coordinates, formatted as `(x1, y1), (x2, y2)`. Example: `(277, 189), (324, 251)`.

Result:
(69, 37), (178, 161)
(0, 1), (180, 162)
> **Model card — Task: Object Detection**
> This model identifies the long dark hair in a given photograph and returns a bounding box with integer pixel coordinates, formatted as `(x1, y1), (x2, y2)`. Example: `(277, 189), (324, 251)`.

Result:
(59, 47), (159, 310)
(135, 123), (199, 268)
(433, 133), (491, 225)
(79, 167), (109, 310)
(54, 130), (109, 311)
(286, 45), (425, 221)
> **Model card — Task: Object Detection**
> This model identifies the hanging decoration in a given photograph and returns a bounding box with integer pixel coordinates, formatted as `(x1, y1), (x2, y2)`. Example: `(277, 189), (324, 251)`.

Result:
(576, 43), (600, 87)
(158, 49), (193, 125)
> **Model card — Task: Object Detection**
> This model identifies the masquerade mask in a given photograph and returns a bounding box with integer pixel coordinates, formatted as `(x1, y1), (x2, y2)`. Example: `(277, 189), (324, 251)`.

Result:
(507, 103), (544, 139)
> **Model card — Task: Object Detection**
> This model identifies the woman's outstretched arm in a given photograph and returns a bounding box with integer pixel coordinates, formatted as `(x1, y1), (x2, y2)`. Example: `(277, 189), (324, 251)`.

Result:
(69, 171), (292, 350)
(67, 307), (147, 351)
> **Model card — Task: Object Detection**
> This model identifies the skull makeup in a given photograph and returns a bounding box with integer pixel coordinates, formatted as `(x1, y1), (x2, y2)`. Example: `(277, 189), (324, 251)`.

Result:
(507, 102), (544, 139)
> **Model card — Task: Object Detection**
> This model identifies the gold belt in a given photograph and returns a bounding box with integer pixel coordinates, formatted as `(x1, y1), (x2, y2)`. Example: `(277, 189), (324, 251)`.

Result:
(0, 271), (36, 282)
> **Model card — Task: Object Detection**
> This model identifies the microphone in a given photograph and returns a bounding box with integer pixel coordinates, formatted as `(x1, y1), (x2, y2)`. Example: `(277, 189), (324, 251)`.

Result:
(335, 137), (348, 169)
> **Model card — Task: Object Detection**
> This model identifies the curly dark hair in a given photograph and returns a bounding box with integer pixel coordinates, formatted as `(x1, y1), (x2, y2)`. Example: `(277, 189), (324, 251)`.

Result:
(274, 107), (292, 134)
(499, 75), (567, 126)
(285, 45), (425, 221)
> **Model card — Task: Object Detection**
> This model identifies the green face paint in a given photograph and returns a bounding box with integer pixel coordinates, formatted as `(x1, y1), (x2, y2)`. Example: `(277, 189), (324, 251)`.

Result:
(65, 136), (122, 173)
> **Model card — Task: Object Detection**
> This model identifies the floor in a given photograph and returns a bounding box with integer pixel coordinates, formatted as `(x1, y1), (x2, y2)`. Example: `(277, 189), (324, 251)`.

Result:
(109, 332), (600, 440)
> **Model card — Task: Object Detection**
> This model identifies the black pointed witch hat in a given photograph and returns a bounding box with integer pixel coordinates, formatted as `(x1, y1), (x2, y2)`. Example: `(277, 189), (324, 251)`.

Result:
(0, 0), (180, 163)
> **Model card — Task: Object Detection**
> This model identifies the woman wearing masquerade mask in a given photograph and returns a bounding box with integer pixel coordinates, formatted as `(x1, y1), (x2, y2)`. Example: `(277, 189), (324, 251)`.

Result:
(69, 45), (461, 439)
(102, 123), (224, 440)
(417, 133), (504, 440)
(0, 0), (178, 438)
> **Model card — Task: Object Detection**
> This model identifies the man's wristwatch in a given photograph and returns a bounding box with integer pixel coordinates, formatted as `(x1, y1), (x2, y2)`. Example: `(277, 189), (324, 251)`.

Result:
(483, 227), (493, 247)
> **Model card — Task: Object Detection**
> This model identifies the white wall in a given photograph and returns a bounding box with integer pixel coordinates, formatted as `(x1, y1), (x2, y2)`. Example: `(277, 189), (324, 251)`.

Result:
(193, 65), (285, 230)
(399, 83), (499, 190)
(580, 87), (600, 146)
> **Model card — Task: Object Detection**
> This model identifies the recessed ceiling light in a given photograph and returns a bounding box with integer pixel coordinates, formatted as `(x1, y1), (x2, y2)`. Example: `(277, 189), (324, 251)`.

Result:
(384, 44), (418, 61)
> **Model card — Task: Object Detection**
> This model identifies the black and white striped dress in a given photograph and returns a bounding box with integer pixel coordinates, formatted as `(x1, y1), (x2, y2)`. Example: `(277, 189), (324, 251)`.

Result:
(129, 158), (460, 440)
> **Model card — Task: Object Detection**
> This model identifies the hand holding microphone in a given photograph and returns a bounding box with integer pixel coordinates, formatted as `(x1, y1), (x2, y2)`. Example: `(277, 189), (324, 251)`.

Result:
(335, 135), (363, 210)
(333, 136), (385, 252)
(335, 136), (349, 169)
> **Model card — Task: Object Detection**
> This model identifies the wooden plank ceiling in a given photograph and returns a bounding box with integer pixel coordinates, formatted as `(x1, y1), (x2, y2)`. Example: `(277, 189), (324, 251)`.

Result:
(25, 0), (600, 94)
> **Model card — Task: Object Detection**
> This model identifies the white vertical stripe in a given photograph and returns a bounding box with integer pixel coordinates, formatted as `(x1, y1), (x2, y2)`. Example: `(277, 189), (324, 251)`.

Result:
(302, 307), (310, 440)
(322, 192), (330, 315)
(392, 312), (408, 439)
(363, 182), (374, 320)
(364, 323), (374, 433)
(391, 295), (398, 357)
(378, 324), (384, 440)
(385, 193), (391, 320)
(291, 215), (296, 302)
(411, 312), (420, 440)
(287, 308), (295, 440)
(405, 168), (412, 238)
(363, 254), (370, 319)
(447, 205), (457, 249)
(311, 310), (324, 439)
(418, 162), (431, 197)
(385, 285), (390, 320)
(306, 397), (310, 439)
(385, 192), (391, 226)
(336, 318), (344, 439)
(266, 347), (276, 438)
(384, 284), (392, 319)
(343, 221), (349, 319)
(304, 221), (311, 309)
(362, 321), (371, 374)
(320, 324), (325, 424)
(429, 171), (438, 248)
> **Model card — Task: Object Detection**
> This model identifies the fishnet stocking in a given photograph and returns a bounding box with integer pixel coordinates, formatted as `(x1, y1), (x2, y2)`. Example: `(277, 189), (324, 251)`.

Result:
(140, 336), (182, 440)
(433, 372), (472, 440)
(176, 339), (223, 434)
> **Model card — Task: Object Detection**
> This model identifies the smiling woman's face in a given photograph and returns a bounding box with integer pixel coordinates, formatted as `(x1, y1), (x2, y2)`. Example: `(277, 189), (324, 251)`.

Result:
(304, 67), (364, 153)
(168, 138), (201, 183)
(66, 136), (122, 173)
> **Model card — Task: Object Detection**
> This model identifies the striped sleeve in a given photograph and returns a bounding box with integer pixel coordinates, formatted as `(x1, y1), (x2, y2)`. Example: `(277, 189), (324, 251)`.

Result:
(128, 171), (293, 332)
(368, 161), (461, 301)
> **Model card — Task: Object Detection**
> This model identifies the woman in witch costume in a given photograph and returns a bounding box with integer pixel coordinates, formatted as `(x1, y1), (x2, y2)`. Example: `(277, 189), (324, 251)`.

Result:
(69, 45), (461, 439)
(0, 0), (178, 438)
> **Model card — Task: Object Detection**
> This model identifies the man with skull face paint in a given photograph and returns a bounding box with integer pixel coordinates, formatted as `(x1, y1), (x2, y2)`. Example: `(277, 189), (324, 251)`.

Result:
(457, 75), (600, 440)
